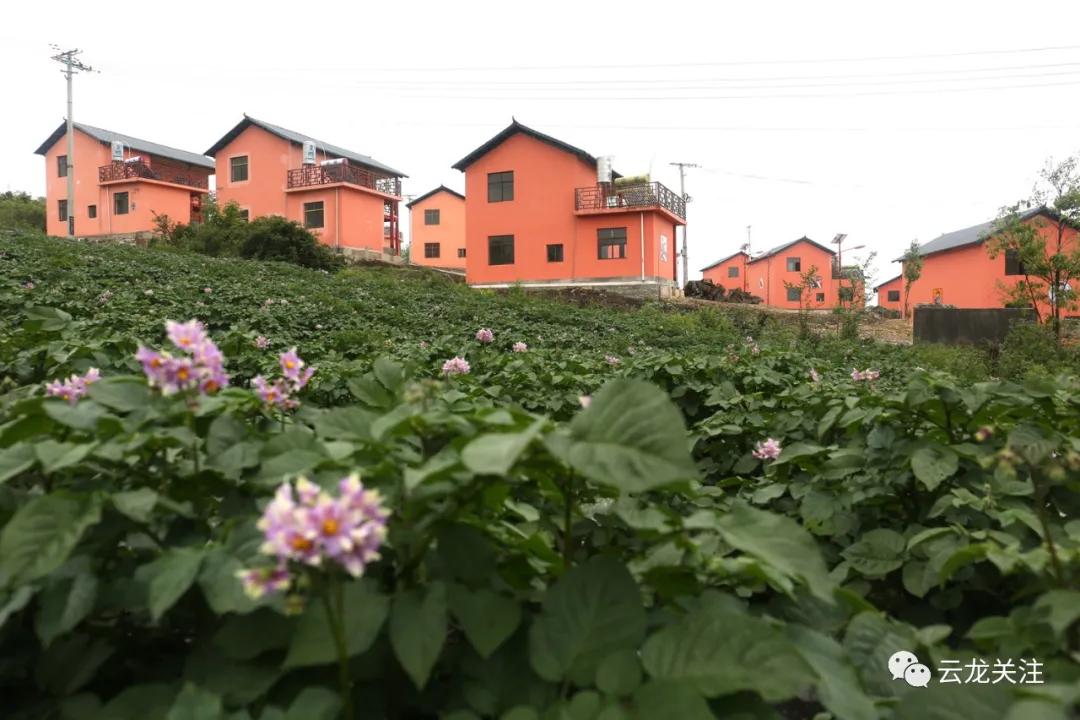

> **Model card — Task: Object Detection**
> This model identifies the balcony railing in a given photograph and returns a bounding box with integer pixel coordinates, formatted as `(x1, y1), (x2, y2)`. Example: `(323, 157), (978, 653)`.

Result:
(287, 162), (401, 196)
(574, 181), (685, 219)
(98, 161), (208, 190)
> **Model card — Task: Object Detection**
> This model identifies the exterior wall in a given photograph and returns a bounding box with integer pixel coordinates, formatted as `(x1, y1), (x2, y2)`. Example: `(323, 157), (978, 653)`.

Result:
(43, 128), (209, 237)
(876, 276), (904, 313)
(745, 240), (839, 310)
(902, 218), (1079, 318)
(410, 191), (466, 269)
(215, 124), (394, 252)
(463, 132), (597, 285)
(702, 254), (749, 292)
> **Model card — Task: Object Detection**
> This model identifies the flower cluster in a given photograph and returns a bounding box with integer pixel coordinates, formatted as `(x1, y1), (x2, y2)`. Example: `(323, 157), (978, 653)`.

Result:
(98, 290), (113, 305)
(252, 348), (314, 410)
(255, 335), (270, 350)
(22, 281), (35, 291)
(237, 475), (389, 598)
(809, 368), (821, 383)
(442, 356), (470, 376)
(45, 368), (100, 405)
(203, 287), (213, 294)
(605, 355), (622, 366)
(746, 335), (761, 355)
(512, 341), (528, 353)
(476, 327), (495, 344)
(136, 320), (229, 395)
(753, 437), (783, 460)
(851, 368), (881, 382)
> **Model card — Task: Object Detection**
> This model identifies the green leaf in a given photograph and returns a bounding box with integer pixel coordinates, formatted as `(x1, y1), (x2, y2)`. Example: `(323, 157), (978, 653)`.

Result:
(448, 583), (521, 658)
(139, 547), (206, 622)
(529, 556), (646, 683)
(842, 529), (907, 577)
(35, 632), (114, 695)
(206, 413), (247, 456)
(436, 524), (496, 586)
(715, 502), (834, 601)
(25, 305), (72, 331)
(892, 679), (1010, 720)
(44, 400), (106, 431)
(595, 649), (643, 697)
(1033, 589), (1080, 637)
(97, 683), (176, 720)
(35, 439), (94, 473)
(0, 443), (35, 484)
(87, 377), (152, 411)
(284, 688), (341, 720)
(0, 493), (102, 586)
(197, 548), (259, 616)
(462, 420), (544, 476)
(564, 379), (696, 493)
(910, 446), (959, 491)
(628, 680), (714, 720)
(112, 488), (158, 523)
(787, 625), (876, 720)
(314, 406), (375, 441)
(390, 581), (449, 689)
(36, 569), (98, 646)
(0, 586), (35, 629)
(640, 594), (815, 702)
(213, 610), (291, 660)
(284, 580), (388, 668)
(167, 683), (224, 720)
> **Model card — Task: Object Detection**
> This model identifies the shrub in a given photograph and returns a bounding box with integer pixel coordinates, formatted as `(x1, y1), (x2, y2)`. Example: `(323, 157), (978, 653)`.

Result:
(0, 191), (45, 233)
(152, 200), (249, 258)
(997, 321), (1078, 380)
(240, 215), (343, 271)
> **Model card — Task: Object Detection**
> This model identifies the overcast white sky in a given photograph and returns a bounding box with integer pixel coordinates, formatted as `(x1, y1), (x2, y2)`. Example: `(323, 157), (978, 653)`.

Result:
(3, 0), (1080, 285)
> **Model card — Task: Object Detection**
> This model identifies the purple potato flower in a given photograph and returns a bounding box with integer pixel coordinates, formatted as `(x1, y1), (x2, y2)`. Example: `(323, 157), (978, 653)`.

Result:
(475, 328), (495, 344)
(753, 437), (783, 461)
(442, 357), (470, 376)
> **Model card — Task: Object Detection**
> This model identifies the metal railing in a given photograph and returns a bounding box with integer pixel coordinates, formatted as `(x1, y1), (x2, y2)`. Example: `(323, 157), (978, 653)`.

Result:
(287, 162), (401, 196)
(574, 181), (686, 219)
(98, 161), (208, 190)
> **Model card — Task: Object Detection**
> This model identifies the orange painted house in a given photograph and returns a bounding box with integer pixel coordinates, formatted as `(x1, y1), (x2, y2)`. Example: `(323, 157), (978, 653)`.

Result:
(407, 186), (466, 270)
(701, 250), (749, 292)
(703, 237), (857, 309)
(206, 116), (406, 255)
(874, 275), (903, 312)
(451, 121), (685, 297)
(34, 121), (212, 238)
(892, 207), (1079, 317)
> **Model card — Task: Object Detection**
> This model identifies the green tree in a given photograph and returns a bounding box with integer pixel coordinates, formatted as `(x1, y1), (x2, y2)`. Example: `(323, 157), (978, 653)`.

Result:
(986, 156), (1080, 341)
(0, 191), (46, 233)
(901, 241), (923, 320)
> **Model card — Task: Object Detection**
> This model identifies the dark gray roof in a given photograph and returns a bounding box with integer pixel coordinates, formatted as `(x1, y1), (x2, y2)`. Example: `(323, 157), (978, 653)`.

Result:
(906, 206), (1051, 260)
(452, 119), (600, 172)
(748, 236), (836, 264)
(701, 250), (747, 272)
(35, 121), (214, 169)
(873, 274), (902, 291)
(406, 185), (465, 208)
(205, 115), (406, 177)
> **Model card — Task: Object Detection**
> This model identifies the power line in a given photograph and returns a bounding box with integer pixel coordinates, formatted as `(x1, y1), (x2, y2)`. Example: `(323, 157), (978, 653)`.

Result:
(230, 43), (1080, 73)
(365, 77), (1080, 101)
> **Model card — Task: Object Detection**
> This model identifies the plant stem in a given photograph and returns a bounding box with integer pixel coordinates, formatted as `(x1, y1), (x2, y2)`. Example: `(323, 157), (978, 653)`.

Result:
(1031, 471), (1066, 588)
(563, 472), (575, 570)
(323, 577), (356, 720)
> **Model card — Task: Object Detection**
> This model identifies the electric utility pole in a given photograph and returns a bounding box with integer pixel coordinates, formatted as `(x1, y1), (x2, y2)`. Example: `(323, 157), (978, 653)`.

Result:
(669, 162), (698, 288)
(50, 46), (95, 237)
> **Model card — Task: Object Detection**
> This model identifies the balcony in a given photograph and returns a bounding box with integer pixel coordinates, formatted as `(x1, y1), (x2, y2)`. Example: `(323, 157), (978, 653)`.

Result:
(575, 181), (685, 220)
(98, 161), (208, 190)
(287, 161), (401, 197)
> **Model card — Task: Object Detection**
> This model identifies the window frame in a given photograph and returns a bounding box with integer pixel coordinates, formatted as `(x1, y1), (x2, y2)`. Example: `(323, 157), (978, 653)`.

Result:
(547, 243), (564, 263)
(487, 171), (514, 203)
(58, 199), (68, 221)
(87, 204), (97, 219)
(57, 155), (68, 178)
(597, 227), (628, 260)
(1004, 248), (1026, 276)
(887, 289), (901, 302)
(230, 155), (249, 183)
(786, 286), (802, 302)
(457, 248), (466, 258)
(488, 234), (515, 265)
(815, 292), (826, 302)
(113, 192), (129, 216)
(786, 257), (801, 272)
(424, 208), (440, 225)
(424, 242), (441, 259)
(303, 201), (324, 229)
(727, 266), (740, 278)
